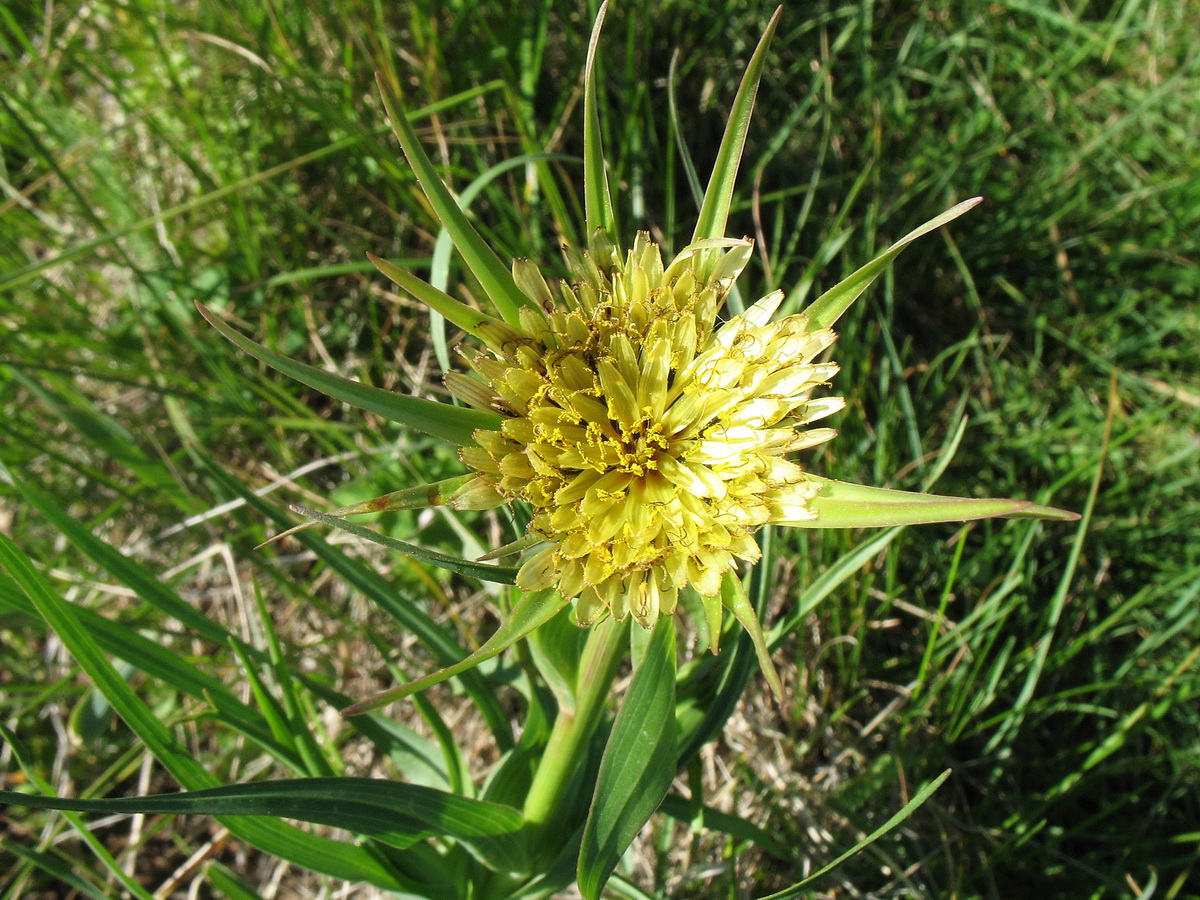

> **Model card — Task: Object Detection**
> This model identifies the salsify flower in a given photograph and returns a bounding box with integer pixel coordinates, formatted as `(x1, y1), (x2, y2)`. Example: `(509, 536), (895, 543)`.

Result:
(198, 3), (1077, 705)
(453, 232), (844, 629)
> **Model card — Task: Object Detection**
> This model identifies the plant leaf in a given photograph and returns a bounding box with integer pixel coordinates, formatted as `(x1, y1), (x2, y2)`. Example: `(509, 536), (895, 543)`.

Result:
(578, 617), (677, 900)
(802, 197), (983, 331)
(789, 476), (1081, 528)
(0, 777), (529, 875)
(196, 300), (499, 446)
(342, 587), (570, 716)
(675, 530), (775, 763)
(261, 474), (481, 547)
(375, 72), (531, 324)
(691, 6), (781, 244)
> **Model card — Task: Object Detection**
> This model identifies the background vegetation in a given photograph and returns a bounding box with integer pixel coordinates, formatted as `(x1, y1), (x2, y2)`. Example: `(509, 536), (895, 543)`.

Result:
(2, 0), (1197, 897)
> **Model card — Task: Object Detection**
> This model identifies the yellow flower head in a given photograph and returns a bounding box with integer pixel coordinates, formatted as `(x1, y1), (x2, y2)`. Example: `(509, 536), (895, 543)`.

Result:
(451, 234), (844, 627)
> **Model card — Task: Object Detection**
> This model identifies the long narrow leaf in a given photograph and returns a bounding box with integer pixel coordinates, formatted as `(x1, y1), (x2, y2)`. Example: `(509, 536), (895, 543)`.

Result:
(367, 253), (505, 339)
(757, 770), (953, 899)
(426, 150), (573, 370)
(375, 73), (531, 324)
(196, 301), (499, 447)
(578, 618), (677, 900)
(675, 530), (775, 763)
(260, 474), (480, 547)
(719, 571), (784, 701)
(0, 778), (528, 875)
(768, 526), (904, 647)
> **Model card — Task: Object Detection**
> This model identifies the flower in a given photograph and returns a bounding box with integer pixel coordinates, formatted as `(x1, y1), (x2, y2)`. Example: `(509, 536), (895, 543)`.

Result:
(450, 233), (844, 628)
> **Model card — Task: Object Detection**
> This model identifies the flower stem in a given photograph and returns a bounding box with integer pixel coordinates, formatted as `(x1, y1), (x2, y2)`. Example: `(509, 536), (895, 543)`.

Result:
(522, 617), (628, 832)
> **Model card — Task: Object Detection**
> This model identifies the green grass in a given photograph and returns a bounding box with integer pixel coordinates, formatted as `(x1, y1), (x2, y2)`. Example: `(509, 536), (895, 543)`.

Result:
(2, 0), (1198, 897)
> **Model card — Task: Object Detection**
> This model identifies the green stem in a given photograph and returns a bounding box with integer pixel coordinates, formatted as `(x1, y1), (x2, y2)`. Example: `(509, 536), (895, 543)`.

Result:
(523, 617), (628, 831)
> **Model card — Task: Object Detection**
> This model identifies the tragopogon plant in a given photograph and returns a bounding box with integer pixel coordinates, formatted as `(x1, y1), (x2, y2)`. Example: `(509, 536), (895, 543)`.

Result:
(199, 4), (1074, 705)
(1, 5), (1077, 898)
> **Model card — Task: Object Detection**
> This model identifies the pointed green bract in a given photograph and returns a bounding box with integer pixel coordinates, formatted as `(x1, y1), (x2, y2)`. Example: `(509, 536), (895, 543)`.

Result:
(477, 532), (543, 561)
(583, 1), (616, 240)
(368, 252), (506, 338)
(702, 585), (724, 655)
(261, 475), (482, 547)
(691, 6), (781, 245)
(719, 572), (785, 701)
(802, 197), (983, 330)
(375, 73), (531, 325)
(342, 588), (570, 716)
(196, 301), (500, 446)
(292, 504), (518, 584)
(791, 476), (1081, 528)
(329, 474), (482, 516)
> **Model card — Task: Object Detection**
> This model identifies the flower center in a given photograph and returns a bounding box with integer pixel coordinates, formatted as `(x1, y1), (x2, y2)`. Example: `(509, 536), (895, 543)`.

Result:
(615, 415), (668, 475)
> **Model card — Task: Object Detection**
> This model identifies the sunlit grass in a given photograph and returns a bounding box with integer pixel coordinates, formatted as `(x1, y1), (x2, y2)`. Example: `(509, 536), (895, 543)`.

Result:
(2, 0), (1197, 897)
